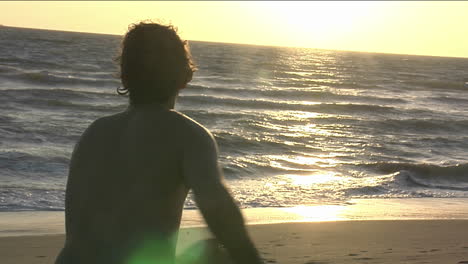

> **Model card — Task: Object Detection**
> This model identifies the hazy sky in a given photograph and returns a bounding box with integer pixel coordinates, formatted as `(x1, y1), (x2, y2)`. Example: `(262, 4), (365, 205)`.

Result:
(2, 1), (468, 58)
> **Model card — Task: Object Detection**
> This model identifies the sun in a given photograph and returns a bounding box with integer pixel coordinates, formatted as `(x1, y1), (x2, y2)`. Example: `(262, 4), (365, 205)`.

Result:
(245, 1), (386, 48)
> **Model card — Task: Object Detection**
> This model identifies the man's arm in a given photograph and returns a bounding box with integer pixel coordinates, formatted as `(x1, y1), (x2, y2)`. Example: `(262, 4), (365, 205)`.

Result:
(182, 122), (263, 264)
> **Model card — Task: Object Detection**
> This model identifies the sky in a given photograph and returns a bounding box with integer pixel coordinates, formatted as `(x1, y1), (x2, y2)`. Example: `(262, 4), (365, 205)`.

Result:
(1, 1), (468, 58)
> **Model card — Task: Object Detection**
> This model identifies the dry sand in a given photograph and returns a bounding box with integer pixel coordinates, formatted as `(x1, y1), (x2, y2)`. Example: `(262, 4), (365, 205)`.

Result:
(1, 220), (468, 264)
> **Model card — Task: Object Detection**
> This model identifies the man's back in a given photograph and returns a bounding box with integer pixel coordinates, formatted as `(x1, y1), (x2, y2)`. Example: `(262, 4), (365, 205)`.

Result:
(58, 104), (192, 263)
(56, 21), (262, 264)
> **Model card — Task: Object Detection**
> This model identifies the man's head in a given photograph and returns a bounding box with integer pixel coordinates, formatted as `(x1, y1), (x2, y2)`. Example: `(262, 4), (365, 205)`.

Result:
(117, 22), (196, 105)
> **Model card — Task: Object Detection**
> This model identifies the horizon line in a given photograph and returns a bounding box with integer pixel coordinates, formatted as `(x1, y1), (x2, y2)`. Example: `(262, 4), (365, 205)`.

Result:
(3, 24), (468, 60)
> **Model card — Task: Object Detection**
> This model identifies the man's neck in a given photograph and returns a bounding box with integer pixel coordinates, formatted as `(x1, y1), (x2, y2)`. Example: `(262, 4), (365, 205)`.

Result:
(127, 97), (177, 112)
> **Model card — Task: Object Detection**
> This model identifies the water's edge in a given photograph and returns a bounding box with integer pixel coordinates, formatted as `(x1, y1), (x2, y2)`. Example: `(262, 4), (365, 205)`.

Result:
(2, 198), (468, 237)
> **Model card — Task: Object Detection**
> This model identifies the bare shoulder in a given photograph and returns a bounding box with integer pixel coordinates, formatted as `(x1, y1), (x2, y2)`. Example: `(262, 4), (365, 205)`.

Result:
(91, 112), (126, 128)
(173, 110), (222, 190)
(170, 110), (216, 146)
(77, 112), (127, 144)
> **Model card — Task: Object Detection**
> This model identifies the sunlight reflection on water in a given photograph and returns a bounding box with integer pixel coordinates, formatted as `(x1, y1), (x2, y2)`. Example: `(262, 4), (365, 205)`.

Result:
(286, 172), (341, 186)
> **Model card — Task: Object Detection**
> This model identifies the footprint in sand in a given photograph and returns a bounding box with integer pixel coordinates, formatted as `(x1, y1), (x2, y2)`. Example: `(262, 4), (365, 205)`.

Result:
(347, 253), (359, 256)
(457, 261), (468, 264)
(354, 257), (373, 261)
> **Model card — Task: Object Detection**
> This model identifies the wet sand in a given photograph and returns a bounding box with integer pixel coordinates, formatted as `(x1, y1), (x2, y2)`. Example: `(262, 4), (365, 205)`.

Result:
(1, 220), (468, 264)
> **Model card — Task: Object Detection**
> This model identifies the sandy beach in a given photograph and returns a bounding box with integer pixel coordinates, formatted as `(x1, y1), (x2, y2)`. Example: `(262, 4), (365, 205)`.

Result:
(2, 199), (468, 263)
(1, 220), (468, 264)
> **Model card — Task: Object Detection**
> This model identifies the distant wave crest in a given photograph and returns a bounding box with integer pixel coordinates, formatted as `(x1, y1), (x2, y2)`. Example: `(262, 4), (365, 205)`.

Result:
(363, 162), (468, 191)
(0, 67), (118, 87)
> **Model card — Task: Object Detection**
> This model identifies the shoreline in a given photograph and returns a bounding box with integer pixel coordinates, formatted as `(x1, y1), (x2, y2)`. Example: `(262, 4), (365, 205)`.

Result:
(1, 220), (468, 264)
(1, 198), (468, 263)
(2, 197), (468, 237)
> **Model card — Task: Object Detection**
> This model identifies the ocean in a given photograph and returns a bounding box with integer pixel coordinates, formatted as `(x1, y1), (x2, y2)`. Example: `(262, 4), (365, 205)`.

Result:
(1, 26), (468, 213)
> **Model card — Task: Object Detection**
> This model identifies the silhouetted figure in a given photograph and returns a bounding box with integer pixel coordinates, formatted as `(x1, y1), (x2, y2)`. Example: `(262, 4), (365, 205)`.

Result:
(55, 22), (263, 264)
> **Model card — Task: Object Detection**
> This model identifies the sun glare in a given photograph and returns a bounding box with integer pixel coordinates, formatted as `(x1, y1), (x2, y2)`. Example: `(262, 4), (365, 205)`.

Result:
(286, 172), (340, 186)
(275, 3), (375, 32)
(282, 205), (347, 222)
(248, 1), (384, 48)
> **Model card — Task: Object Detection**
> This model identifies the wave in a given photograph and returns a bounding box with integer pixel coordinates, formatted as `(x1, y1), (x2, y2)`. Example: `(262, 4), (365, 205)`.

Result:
(404, 79), (467, 91)
(0, 186), (64, 212)
(0, 205), (64, 212)
(1, 55), (116, 73)
(215, 131), (293, 154)
(2, 87), (94, 101)
(0, 57), (67, 71)
(0, 68), (119, 87)
(30, 99), (126, 113)
(0, 115), (14, 124)
(186, 84), (406, 105)
(0, 64), (21, 74)
(1, 88), (126, 112)
(1, 121), (81, 147)
(362, 118), (468, 133)
(27, 37), (74, 45)
(1, 87), (117, 99)
(0, 151), (69, 174)
(430, 96), (468, 104)
(360, 162), (468, 191)
(179, 94), (397, 114)
(180, 109), (258, 122)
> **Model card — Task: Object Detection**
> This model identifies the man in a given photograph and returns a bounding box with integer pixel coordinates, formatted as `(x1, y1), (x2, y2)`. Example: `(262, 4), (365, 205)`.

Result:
(55, 22), (263, 264)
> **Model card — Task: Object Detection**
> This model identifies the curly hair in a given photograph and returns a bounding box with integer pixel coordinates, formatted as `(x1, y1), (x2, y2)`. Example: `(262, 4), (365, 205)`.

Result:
(116, 21), (196, 105)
